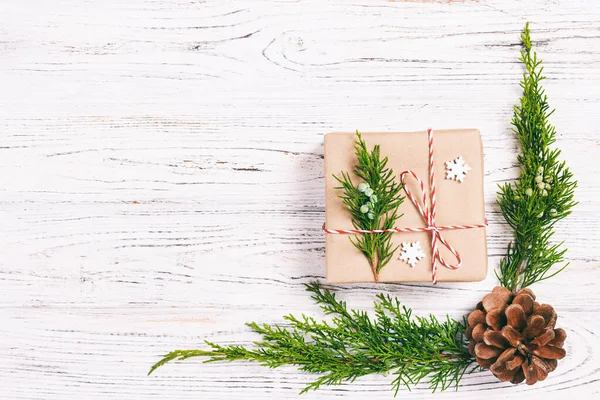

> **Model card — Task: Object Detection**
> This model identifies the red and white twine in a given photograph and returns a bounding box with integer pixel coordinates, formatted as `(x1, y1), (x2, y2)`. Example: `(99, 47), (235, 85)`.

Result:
(323, 128), (488, 284)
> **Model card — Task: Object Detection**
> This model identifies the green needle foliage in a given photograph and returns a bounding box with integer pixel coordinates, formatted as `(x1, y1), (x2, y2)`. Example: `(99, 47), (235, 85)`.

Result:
(149, 282), (476, 395)
(333, 131), (404, 281)
(496, 23), (577, 291)
(148, 23), (576, 396)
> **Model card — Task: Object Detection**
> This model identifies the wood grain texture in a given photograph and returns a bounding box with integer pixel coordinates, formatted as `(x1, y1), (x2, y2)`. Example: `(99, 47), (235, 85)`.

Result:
(1, 0), (599, 398)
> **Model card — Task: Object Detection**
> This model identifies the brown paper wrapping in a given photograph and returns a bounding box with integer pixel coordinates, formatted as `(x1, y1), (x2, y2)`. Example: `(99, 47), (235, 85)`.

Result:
(324, 129), (487, 283)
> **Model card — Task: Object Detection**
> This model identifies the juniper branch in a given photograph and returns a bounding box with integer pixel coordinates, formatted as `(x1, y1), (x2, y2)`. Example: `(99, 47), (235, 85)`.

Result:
(149, 282), (476, 395)
(496, 23), (577, 291)
(333, 131), (404, 281)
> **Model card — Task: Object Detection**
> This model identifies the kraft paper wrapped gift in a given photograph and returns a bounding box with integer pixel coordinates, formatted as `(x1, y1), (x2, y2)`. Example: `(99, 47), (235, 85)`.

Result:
(324, 129), (488, 283)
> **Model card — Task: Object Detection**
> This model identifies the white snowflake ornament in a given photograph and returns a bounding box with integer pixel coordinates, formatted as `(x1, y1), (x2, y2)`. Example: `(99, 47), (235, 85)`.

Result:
(445, 156), (471, 183)
(399, 241), (426, 267)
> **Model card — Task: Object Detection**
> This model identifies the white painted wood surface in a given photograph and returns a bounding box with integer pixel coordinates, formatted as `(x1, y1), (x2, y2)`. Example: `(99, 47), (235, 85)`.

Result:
(1, 1), (599, 398)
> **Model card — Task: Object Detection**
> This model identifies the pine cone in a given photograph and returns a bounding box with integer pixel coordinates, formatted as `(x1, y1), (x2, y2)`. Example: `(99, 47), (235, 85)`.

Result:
(465, 286), (567, 385)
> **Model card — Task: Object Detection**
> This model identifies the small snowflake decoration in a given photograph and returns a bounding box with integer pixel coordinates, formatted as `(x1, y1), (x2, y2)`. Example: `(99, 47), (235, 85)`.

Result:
(445, 156), (471, 183)
(399, 241), (426, 267)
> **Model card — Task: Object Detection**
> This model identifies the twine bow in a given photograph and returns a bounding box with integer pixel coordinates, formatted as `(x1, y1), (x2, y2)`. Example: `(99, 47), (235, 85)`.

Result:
(323, 128), (488, 284)
(399, 129), (457, 283)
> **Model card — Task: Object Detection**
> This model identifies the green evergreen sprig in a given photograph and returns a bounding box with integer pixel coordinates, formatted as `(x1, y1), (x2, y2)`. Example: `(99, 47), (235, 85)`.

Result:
(496, 23), (577, 291)
(333, 131), (404, 281)
(149, 282), (476, 395)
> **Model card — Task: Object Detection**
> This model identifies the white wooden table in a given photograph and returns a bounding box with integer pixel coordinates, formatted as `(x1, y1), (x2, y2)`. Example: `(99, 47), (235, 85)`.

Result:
(1, 1), (599, 399)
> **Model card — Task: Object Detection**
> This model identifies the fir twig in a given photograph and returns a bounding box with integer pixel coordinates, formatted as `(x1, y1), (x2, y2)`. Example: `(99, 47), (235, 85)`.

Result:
(496, 23), (577, 291)
(149, 282), (476, 394)
(333, 131), (404, 281)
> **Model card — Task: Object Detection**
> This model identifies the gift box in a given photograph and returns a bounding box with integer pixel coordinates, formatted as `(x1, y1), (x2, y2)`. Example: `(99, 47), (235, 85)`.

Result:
(324, 129), (488, 283)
